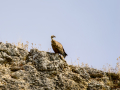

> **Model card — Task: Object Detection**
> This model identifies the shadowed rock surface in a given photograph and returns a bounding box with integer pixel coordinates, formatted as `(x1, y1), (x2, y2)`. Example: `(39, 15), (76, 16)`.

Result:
(0, 42), (120, 90)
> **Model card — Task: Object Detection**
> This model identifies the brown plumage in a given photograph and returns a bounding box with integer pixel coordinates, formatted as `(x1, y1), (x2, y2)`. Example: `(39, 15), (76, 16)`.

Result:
(51, 35), (67, 58)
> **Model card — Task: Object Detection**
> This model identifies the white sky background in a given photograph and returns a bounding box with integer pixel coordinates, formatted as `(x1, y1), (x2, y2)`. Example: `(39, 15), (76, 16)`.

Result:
(0, 0), (120, 70)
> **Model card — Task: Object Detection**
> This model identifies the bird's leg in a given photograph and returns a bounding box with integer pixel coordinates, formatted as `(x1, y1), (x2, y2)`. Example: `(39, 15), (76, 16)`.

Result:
(59, 55), (64, 60)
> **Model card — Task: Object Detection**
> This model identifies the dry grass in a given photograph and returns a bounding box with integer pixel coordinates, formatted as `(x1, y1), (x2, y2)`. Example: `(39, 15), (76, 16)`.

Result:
(101, 57), (120, 76)
(16, 41), (29, 50)
(11, 41), (42, 51)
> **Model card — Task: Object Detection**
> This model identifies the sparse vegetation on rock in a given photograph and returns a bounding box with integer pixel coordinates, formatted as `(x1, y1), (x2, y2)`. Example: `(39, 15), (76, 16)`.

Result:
(0, 42), (119, 90)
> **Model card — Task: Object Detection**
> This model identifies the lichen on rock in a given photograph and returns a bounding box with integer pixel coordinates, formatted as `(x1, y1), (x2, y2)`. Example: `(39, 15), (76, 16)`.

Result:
(0, 42), (119, 90)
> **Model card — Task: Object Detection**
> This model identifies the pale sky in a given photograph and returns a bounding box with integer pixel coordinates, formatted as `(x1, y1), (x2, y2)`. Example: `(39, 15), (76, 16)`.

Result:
(0, 0), (120, 70)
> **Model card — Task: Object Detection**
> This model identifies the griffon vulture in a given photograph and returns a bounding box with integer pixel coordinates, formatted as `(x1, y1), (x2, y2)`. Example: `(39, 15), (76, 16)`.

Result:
(51, 35), (67, 58)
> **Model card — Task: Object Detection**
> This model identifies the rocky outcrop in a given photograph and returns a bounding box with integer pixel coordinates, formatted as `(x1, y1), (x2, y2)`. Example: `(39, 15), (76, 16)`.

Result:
(0, 42), (120, 90)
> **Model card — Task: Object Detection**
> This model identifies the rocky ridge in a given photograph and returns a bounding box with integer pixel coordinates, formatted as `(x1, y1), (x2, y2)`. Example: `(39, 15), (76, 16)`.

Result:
(0, 42), (120, 90)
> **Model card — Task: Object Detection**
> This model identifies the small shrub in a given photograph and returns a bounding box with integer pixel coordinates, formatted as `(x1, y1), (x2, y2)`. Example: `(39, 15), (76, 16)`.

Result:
(90, 73), (103, 78)
(106, 72), (120, 80)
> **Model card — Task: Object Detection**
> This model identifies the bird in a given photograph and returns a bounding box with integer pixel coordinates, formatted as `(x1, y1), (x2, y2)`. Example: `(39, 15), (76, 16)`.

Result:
(51, 35), (67, 58)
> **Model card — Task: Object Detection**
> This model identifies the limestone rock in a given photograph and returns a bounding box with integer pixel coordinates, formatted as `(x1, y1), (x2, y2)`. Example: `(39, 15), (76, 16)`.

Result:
(0, 43), (119, 90)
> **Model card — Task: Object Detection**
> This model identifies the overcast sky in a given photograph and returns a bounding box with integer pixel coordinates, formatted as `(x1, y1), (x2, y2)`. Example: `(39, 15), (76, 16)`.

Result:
(0, 0), (120, 70)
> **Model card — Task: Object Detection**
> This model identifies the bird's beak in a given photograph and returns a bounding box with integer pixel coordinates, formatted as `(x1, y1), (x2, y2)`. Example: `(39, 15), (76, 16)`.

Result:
(53, 36), (56, 38)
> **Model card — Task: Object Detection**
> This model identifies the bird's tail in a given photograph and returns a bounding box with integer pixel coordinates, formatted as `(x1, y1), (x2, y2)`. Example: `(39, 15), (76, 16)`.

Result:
(63, 52), (67, 58)
(63, 48), (67, 58)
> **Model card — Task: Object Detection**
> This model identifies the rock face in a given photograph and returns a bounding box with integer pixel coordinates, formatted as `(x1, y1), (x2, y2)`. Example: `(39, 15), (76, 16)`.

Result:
(0, 42), (119, 90)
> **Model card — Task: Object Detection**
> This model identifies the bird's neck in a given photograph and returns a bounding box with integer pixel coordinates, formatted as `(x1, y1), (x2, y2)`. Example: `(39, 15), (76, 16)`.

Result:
(51, 38), (54, 41)
(51, 38), (56, 44)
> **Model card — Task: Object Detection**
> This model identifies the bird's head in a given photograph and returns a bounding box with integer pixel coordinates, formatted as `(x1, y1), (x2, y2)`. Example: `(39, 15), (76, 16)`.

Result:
(51, 35), (56, 39)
